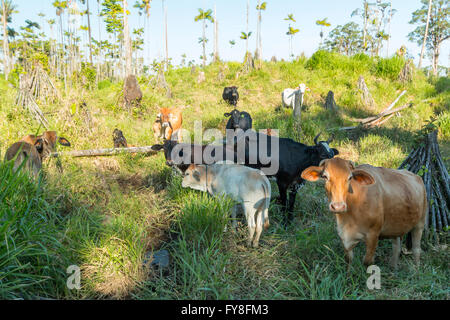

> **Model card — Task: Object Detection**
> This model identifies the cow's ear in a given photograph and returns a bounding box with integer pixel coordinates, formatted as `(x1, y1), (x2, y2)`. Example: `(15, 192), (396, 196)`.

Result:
(301, 166), (323, 182)
(34, 138), (44, 153)
(224, 112), (230, 117)
(332, 148), (339, 156)
(58, 137), (71, 147)
(351, 169), (375, 185)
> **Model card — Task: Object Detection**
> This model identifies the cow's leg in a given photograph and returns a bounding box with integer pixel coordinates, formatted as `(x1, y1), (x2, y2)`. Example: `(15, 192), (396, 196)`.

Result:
(363, 233), (379, 266)
(411, 223), (424, 266)
(243, 203), (256, 248)
(390, 237), (401, 270)
(231, 204), (239, 231)
(340, 235), (359, 271)
(252, 209), (263, 248)
(287, 182), (305, 217)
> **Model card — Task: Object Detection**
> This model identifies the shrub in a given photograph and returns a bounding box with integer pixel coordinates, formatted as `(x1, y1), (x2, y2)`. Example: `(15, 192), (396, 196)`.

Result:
(374, 56), (406, 80)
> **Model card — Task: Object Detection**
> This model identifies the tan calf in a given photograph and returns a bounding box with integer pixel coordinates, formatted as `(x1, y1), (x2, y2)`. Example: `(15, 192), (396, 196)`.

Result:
(153, 107), (183, 141)
(301, 157), (426, 269)
(5, 131), (71, 178)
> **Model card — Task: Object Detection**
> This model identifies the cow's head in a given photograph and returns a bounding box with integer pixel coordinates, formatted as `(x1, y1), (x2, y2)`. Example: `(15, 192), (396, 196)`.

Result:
(181, 164), (207, 192)
(297, 83), (310, 94)
(34, 131), (71, 158)
(157, 108), (179, 130)
(224, 109), (244, 129)
(151, 139), (179, 166)
(311, 132), (339, 160)
(301, 157), (375, 213)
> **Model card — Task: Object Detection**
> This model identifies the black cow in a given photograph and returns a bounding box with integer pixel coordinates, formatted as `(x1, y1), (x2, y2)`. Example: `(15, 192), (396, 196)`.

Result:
(152, 132), (339, 224)
(222, 86), (239, 106)
(151, 139), (240, 173)
(238, 132), (338, 223)
(224, 109), (253, 131)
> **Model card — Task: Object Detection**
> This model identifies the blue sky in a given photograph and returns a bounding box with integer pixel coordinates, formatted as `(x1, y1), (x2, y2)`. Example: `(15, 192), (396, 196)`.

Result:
(8, 0), (450, 68)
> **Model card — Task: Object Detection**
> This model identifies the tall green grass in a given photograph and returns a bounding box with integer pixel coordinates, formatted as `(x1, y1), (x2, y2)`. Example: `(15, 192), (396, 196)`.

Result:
(0, 160), (69, 299)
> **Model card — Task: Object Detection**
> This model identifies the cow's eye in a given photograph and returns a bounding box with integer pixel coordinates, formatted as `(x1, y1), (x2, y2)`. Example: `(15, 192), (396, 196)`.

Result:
(348, 175), (353, 181)
(321, 174), (328, 180)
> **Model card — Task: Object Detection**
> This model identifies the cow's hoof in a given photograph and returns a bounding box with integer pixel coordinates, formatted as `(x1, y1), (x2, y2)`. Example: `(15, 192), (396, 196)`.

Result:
(252, 242), (259, 249)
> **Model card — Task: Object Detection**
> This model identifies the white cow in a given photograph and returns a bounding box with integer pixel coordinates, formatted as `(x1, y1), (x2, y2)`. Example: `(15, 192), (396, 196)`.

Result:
(181, 163), (271, 248)
(282, 83), (310, 109)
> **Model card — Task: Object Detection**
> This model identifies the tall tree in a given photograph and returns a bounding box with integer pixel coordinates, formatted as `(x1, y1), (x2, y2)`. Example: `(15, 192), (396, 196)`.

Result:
(1, 0), (17, 80)
(316, 18), (331, 47)
(284, 14), (298, 59)
(351, 0), (375, 52)
(255, 1), (266, 60)
(123, 0), (132, 77)
(80, 0), (93, 65)
(419, 0), (432, 68)
(409, 0), (449, 75)
(194, 8), (214, 68)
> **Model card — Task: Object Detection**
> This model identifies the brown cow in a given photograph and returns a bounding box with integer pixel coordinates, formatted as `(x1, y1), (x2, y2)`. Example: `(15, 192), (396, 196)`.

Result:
(301, 157), (426, 269)
(153, 107), (183, 141)
(5, 131), (71, 178)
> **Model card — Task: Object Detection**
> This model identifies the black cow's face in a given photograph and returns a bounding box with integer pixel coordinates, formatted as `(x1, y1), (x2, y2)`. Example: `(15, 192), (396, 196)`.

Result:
(316, 141), (339, 160)
(224, 109), (242, 129)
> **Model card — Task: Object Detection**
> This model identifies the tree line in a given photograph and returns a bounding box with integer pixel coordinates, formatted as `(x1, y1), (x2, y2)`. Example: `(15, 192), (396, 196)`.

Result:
(0, 0), (448, 88)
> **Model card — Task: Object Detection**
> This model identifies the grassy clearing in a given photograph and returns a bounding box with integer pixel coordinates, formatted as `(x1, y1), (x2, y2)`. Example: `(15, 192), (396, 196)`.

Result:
(0, 52), (449, 299)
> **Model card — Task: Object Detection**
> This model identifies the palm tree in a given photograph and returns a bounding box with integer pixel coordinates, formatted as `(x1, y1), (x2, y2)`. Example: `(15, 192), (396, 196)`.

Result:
(316, 18), (331, 47)
(255, 1), (266, 60)
(1, 0), (17, 80)
(194, 8), (214, 68)
(284, 14), (298, 59)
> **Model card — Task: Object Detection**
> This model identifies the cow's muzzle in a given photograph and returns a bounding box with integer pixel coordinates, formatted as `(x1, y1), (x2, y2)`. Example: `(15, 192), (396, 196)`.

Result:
(329, 202), (347, 213)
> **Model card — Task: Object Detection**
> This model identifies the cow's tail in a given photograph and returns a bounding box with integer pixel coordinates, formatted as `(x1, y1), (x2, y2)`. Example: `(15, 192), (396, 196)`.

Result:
(261, 178), (271, 231)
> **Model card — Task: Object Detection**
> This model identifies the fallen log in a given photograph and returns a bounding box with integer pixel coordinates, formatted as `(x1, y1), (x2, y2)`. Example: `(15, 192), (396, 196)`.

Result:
(50, 146), (159, 158)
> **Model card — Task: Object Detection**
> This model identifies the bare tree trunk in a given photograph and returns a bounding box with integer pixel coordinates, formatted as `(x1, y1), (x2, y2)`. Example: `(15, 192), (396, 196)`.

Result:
(123, 0), (132, 78)
(164, 4), (168, 69)
(2, 0), (9, 80)
(246, 0), (249, 54)
(202, 18), (206, 68)
(386, 3), (392, 57)
(419, 0), (432, 69)
(433, 43), (440, 75)
(213, 4), (218, 62)
(86, 0), (93, 65)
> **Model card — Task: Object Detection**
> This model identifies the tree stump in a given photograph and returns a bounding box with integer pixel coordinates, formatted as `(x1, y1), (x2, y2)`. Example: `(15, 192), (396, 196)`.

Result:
(324, 91), (337, 111)
(357, 76), (375, 108)
(123, 75), (143, 112)
(197, 71), (206, 84)
(398, 59), (414, 83)
(243, 52), (255, 73)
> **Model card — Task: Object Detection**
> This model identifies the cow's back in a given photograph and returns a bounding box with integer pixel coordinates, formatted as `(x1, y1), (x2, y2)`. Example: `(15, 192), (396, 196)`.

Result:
(356, 165), (426, 238)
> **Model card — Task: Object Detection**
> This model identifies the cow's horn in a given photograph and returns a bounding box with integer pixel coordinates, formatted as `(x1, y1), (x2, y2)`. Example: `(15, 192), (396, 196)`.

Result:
(327, 134), (335, 144)
(314, 132), (322, 145)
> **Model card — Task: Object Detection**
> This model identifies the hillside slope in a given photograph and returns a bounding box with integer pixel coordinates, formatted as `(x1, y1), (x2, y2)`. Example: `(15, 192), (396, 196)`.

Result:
(0, 52), (448, 299)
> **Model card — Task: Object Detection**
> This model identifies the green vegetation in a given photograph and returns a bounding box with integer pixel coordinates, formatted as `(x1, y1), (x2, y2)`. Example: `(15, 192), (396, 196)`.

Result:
(0, 53), (449, 299)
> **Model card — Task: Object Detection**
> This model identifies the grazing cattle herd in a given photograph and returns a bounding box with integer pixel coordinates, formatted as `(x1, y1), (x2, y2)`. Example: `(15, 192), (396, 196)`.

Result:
(4, 85), (429, 270)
